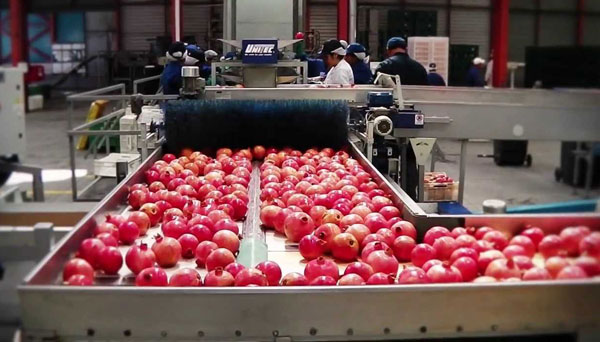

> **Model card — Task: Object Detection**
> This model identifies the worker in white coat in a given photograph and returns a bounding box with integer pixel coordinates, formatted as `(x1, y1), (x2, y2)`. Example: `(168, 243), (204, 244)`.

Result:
(320, 39), (354, 85)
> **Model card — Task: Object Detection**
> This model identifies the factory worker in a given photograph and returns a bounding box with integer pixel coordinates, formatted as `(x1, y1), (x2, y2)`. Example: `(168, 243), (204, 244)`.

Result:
(374, 37), (427, 85)
(374, 37), (426, 200)
(427, 63), (446, 86)
(160, 41), (188, 95)
(185, 45), (219, 79)
(321, 39), (354, 85)
(466, 57), (486, 87)
(485, 50), (494, 87)
(345, 43), (373, 84)
(184, 45), (206, 66)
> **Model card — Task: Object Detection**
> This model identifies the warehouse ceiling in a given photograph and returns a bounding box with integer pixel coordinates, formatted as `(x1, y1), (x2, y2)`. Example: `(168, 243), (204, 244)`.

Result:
(0, 0), (222, 11)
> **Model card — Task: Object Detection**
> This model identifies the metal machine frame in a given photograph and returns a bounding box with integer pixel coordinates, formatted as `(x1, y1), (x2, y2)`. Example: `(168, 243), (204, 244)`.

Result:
(202, 84), (600, 204)
(18, 142), (600, 341)
(22, 84), (598, 341)
(211, 60), (309, 85)
(66, 84), (177, 201)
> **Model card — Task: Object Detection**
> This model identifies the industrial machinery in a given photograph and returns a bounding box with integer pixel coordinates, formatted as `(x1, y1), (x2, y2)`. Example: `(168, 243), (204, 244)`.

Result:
(17, 80), (600, 341)
(212, 39), (307, 87)
(0, 66), (45, 201)
(0, 66), (27, 187)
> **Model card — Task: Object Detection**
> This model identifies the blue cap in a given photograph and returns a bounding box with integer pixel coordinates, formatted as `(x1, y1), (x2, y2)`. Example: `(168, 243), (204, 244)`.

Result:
(346, 43), (366, 54)
(346, 43), (367, 60)
(386, 37), (406, 50)
(224, 51), (237, 60)
(186, 44), (201, 52)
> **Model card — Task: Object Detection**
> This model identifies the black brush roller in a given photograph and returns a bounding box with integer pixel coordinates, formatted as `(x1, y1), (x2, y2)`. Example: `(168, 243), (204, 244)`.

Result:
(164, 99), (349, 153)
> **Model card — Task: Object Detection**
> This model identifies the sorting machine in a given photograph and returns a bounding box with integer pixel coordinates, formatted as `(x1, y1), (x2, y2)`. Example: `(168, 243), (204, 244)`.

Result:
(18, 82), (600, 341)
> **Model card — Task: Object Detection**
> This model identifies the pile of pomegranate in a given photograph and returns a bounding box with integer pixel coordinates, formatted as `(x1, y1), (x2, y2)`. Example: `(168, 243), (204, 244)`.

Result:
(62, 146), (600, 287)
(63, 147), (257, 286)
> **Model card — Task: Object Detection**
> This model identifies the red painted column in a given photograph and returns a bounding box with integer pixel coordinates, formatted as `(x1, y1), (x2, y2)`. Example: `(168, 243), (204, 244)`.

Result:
(337, 0), (349, 41)
(49, 13), (56, 43)
(576, 0), (585, 46)
(492, 0), (509, 87)
(10, 0), (27, 66)
(170, 0), (183, 42)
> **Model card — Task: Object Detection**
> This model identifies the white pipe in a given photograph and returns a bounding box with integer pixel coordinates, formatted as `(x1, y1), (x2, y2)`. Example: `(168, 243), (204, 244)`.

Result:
(175, 0), (181, 41)
(349, 0), (357, 43)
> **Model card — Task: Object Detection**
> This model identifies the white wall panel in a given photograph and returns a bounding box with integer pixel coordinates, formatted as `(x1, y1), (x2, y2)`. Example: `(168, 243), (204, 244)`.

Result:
(437, 7), (448, 36)
(539, 0), (576, 11)
(586, 0), (600, 11)
(121, 4), (166, 51)
(310, 4), (338, 42)
(183, 5), (210, 48)
(451, 0), (490, 6)
(539, 14), (576, 46)
(450, 8), (490, 56)
(583, 16), (600, 45)
(509, 12), (535, 61)
(511, 0), (535, 10)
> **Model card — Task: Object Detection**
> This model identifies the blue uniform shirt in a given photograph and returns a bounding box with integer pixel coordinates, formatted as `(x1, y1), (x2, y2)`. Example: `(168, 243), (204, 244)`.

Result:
(351, 61), (373, 84)
(161, 61), (183, 95)
(466, 66), (485, 87)
(427, 72), (446, 86)
(307, 58), (326, 77)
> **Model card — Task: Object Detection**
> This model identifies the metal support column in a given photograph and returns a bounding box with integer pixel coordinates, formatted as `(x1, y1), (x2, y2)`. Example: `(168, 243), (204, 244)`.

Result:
(458, 140), (467, 205)
(69, 135), (78, 201)
(417, 165), (425, 202)
(349, 0), (357, 43)
(223, 0), (235, 52)
(337, 0), (349, 42)
(491, 0), (509, 87)
(170, 0), (182, 42)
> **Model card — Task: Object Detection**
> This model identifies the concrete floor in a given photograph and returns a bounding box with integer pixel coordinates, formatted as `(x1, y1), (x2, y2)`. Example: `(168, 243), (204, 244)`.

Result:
(4, 99), (599, 209)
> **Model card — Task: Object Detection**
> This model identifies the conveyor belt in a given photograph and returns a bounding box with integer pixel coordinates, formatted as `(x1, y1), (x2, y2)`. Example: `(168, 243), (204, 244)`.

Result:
(18, 142), (600, 341)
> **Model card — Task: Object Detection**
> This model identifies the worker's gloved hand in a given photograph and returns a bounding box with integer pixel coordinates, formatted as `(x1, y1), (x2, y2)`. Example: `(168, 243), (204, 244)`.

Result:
(204, 50), (218, 60)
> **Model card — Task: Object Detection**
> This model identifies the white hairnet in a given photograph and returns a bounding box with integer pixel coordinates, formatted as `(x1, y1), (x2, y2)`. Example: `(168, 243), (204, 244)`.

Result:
(204, 50), (218, 59)
(473, 57), (486, 65)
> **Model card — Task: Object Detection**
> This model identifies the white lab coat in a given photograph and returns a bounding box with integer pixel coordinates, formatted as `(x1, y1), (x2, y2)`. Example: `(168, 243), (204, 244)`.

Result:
(325, 59), (354, 85)
(485, 59), (493, 86)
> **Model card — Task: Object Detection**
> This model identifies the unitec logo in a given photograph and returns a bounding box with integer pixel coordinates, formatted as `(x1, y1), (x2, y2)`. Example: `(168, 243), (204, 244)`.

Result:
(244, 44), (276, 56)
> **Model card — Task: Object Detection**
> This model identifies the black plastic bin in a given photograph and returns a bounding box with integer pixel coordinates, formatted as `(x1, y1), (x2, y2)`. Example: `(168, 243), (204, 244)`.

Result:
(493, 140), (532, 166)
(555, 142), (600, 188)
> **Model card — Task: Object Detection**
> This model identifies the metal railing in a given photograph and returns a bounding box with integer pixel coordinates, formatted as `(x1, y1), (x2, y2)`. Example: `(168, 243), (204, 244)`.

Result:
(133, 74), (162, 94)
(66, 83), (177, 202)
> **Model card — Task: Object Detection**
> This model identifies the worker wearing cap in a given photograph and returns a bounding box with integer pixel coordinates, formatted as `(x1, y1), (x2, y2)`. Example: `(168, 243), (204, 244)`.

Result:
(466, 57), (486, 87)
(185, 45), (218, 79)
(374, 37), (427, 85)
(374, 37), (426, 200)
(160, 41), (188, 95)
(427, 63), (446, 86)
(321, 39), (354, 85)
(345, 43), (373, 84)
